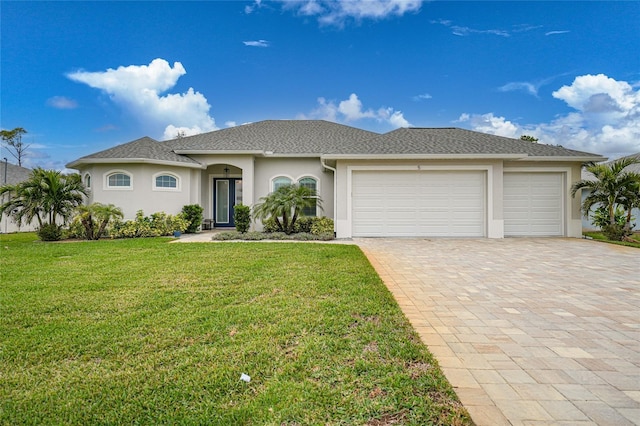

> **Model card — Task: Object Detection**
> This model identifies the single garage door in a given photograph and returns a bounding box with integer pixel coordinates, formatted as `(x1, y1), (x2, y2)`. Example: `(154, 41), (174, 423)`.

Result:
(504, 172), (564, 236)
(352, 170), (486, 237)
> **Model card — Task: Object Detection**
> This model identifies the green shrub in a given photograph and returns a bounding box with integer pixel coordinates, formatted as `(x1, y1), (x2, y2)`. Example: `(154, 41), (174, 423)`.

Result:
(66, 216), (87, 239)
(37, 223), (63, 241)
(181, 204), (203, 233)
(310, 217), (334, 235)
(592, 206), (626, 229)
(233, 204), (251, 233)
(262, 217), (281, 233)
(602, 223), (632, 241)
(110, 210), (189, 239)
(295, 216), (314, 233)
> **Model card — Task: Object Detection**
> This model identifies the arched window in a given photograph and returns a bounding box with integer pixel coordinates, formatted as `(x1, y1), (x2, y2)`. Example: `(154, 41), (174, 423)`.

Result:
(272, 176), (292, 191)
(106, 172), (132, 189)
(84, 173), (91, 189)
(298, 177), (318, 217)
(155, 174), (177, 188)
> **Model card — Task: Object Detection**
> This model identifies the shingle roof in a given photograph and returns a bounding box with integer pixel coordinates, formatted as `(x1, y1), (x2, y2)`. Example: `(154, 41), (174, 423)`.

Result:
(330, 127), (601, 158)
(166, 120), (379, 154)
(581, 152), (640, 180)
(67, 120), (605, 169)
(67, 136), (201, 168)
(0, 162), (31, 185)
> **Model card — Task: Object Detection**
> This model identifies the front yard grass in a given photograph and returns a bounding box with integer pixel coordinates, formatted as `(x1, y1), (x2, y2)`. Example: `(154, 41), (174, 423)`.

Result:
(583, 231), (640, 248)
(0, 233), (471, 425)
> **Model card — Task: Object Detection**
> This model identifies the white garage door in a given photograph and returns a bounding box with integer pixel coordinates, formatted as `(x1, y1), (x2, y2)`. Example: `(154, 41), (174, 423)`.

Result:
(504, 173), (564, 236)
(352, 170), (486, 237)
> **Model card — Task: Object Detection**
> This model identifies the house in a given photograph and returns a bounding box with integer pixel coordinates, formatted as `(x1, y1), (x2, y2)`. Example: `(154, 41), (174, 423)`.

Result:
(66, 120), (605, 238)
(580, 152), (640, 231)
(0, 161), (37, 233)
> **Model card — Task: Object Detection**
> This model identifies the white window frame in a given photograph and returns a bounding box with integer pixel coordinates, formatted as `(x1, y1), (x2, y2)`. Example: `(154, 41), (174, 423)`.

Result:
(298, 176), (319, 217)
(84, 173), (91, 189)
(152, 172), (181, 192)
(104, 170), (133, 191)
(271, 175), (293, 192)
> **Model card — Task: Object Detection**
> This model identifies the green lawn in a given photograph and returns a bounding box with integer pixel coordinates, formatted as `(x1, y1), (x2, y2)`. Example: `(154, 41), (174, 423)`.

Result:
(0, 233), (471, 425)
(583, 231), (640, 248)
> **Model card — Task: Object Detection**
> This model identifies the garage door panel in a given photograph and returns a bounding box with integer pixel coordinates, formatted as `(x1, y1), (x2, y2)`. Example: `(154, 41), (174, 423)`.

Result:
(352, 170), (485, 237)
(504, 173), (563, 236)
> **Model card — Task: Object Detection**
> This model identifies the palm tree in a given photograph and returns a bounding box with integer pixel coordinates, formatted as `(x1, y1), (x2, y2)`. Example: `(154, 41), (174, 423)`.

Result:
(0, 168), (87, 228)
(571, 157), (640, 228)
(76, 203), (123, 240)
(620, 179), (640, 230)
(253, 184), (322, 234)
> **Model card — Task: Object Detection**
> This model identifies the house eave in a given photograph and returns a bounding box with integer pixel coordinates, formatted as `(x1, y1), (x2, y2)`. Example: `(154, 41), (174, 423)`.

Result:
(66, 158), (205, 170)
(173, 150), (265, 156)
(321, 153), (529, 161)
(174, 150), (320, 158)
(517, 156), (608, 162)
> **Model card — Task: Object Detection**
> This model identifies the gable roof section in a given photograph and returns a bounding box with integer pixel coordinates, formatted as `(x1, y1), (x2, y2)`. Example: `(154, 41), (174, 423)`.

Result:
(1, 162), (31, 185)
(167, 120), (379, 155)
(322, 128), (605, 161)
(66, 136), (202, 169)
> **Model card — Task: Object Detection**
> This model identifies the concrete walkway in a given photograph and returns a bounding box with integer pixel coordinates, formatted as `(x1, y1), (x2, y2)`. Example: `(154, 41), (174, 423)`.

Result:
(356, 238), (640, 426)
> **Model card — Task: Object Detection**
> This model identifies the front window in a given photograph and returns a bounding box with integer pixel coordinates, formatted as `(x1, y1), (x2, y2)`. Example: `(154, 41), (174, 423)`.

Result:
(272, 176), (292, 191)
(155, 174), (177, 188)
(298, 177), (318, 216)
(107, 172), (131, 188)
(84, 174), (91, 189)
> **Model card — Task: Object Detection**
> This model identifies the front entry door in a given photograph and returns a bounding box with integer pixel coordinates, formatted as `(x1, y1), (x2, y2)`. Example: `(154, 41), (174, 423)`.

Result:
(214, 178), (242, 227)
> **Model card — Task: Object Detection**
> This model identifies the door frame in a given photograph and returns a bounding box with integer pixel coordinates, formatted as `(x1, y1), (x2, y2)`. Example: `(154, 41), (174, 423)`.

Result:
(213, 178), (243, 227)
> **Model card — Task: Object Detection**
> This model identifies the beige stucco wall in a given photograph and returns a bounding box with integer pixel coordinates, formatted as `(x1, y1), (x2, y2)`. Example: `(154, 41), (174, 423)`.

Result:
(80, 164), (198, 220)
(252, 157), (334, 230)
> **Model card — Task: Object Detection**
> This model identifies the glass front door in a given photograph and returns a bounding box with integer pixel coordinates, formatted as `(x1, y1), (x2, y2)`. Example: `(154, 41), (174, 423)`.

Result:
(214, 178), (242, 227)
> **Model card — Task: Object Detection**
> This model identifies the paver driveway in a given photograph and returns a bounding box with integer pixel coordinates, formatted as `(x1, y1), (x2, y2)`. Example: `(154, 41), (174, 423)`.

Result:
(356, 238), (640, 426)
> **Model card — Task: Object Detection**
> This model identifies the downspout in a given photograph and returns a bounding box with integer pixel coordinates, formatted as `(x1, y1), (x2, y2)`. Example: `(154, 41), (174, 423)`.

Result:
(321, 158), (337, 237)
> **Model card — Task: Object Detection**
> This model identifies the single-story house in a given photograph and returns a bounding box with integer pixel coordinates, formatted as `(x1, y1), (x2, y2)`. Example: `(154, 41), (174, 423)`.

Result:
(67, 120), (605, 239)
(0, 162), (37, 233)
(580, 152), (640, 231)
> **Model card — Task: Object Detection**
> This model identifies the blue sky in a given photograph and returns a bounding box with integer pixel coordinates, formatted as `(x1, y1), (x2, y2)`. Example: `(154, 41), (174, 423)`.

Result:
(1, 0), (639, 170)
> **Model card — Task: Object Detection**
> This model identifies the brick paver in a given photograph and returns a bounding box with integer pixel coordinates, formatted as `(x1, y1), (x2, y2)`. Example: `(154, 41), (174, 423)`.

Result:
(355, 238), (640, 426)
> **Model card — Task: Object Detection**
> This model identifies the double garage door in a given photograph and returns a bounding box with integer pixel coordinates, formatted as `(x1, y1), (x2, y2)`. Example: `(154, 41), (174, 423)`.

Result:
(351, 170), (564, 237)
(352, 170), (486, 237)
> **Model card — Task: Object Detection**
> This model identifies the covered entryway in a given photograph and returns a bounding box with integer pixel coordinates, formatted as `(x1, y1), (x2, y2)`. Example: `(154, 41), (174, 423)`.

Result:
(503, 172), (564, 236)
(351, 170), (486, 237)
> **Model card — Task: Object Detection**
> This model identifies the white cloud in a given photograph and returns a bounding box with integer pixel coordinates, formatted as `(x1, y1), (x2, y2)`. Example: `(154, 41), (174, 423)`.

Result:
(498, 82), (538, 97)
(457, 113), (520, 139)
(281, 0), (423, 26)
(300, 93), (411, 128)
(460, 74), (640, 158)
(412, 93), (432, 101)
(432, 19), (541, 38)
(545, 30), (570, 36)
(243, 40), (270, 47)
(67, 58), (217, 140)
(244, 0), (263, 14)
(46, 96), (78, 109)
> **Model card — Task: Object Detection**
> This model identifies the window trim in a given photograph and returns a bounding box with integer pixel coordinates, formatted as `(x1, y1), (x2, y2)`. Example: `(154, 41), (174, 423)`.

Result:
(152, 172), (181, 192)
(84, 173), (91, 189)
(297, 176), (319, 217)
(104, 170), (133, 190)
(271, 175), (294, 192)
